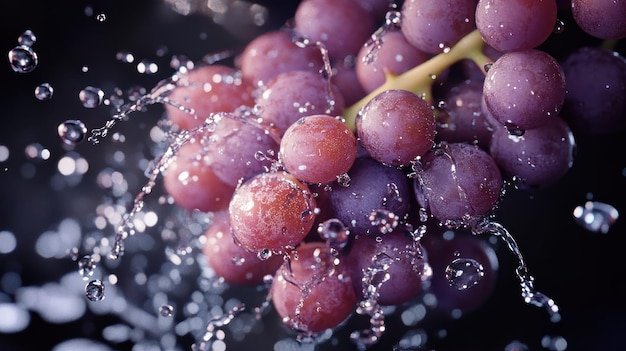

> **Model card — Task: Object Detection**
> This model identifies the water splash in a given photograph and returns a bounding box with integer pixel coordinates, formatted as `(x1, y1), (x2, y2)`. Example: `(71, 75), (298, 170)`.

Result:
(472, 218), (561, 322)
(573, 201), (619, 234)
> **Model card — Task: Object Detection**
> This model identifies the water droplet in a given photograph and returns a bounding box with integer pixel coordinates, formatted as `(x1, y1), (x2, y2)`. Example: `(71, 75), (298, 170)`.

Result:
(137, 59), (159, 74)
(85, 279), (105, 301)
(159, 304), (174, 317)
(17, 30), (37, 47)
(369, 209), (399, 234)
(95, 13), (106, 22)
(317, 218), (350, 249)
(257, 248), (272, 261)
(116, 50), (135, 63)
(573, 201), (619, 234)
(79, 86), (105, 108)
(484, 63), (493, 72)
(8, 45), (38, 73)
(58, 120), (88, 145)
(34, 83), (53, 101)
(445, 257), (484, 290)
(553, 19), (565, 34)
(78, 255), (96, 280)
(505, 340), (529, 351)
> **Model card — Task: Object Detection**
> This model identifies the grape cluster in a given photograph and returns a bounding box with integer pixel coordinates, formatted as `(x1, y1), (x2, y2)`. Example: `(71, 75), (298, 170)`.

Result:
(157, 0), (625, 348)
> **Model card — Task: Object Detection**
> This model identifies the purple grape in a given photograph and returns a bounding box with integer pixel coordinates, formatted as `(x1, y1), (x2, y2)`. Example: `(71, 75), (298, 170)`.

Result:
(571, 0), (626, 39)
(475, 0), (557, 52)
(356, 89), (436, 167)
(255, 70), (345, 134)
(355, 30), (429, 92)
(294, 0), (377, 61)
(400, 0), (477, 54)
(483, 49), (566, 132)
(325, 156), (410, 236)
(560, 47), (626, 136)
(414, 143), (503, 227)
(331, 61), (368, 106)
(489, 115), (575, 188)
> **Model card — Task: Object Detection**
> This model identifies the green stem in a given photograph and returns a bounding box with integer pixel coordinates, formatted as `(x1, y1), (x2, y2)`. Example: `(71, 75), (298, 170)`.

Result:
(342, 29), (487, 132)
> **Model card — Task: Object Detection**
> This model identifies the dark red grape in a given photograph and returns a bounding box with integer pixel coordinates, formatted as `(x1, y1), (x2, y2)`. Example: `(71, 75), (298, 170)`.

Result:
(571, 0), (626, 39)
(279, 115), (357, 184)
(229, 171), (317, 253)
(356, 89), (436, 167)
(271, 241), (357, 333)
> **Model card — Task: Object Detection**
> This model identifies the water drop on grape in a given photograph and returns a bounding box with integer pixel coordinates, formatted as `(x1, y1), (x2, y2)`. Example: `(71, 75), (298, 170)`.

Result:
(573, 201), (619, 234)
(8, 45), (38, 73)
(85, 279), (105, 301)
(257, 248), (272, 261)
(78, 255), (96, 280)
(17, 29), (36, 47)
(484, 63), (493, 72)
(159, 304), (174, 317)
(58, 120), (88, 145)
(445, 257), (484, 290)
(79, 86), (104, 108)
(34, 83), (53, 101)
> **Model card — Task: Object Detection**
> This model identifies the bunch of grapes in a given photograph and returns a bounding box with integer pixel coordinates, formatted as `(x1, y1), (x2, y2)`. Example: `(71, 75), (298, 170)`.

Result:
(145, 0), (625, 348)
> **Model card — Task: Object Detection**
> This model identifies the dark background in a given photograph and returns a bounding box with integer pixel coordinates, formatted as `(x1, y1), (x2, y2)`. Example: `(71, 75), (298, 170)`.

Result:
(1, 1), (625, 351)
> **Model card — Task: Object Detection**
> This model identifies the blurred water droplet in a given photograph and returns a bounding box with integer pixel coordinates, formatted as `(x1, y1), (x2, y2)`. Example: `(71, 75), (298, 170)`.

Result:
(17, 29), (37, 47)
(85, 279), (105, 301)
(159, 304), (174, 317)
(116, 50), (135, 63)
(504, 340), (529, 351)
(8, 46), (38, 73)
(78, 255), (96, 280)
(369, 209), (399, 234)
(445, 257), (484, 290)
(79, 86), (104, 108)
(35, 82), (53, 101)
(573, 201), (619, 234)
(317, 218), (350, 249)
(58, 120), (88, 145)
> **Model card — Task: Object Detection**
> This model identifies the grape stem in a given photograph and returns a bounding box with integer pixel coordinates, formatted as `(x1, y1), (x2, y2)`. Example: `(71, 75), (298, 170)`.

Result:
(342, 29), (489, 132)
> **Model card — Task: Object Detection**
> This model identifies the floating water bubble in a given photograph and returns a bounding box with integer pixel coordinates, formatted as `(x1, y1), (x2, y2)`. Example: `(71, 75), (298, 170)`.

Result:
(78, 255), (96, 280)
(159, 304), (174, 317)
(573, 201), (619, 234)
(95, 13), (106, 22)
(79, 86), (105, 108)
(85, 279), (105, 301)
(445, 257), (484, 290)
(58, 120), (88, 145)
(553, 19), (566, 34)
(8, 45), (38, 73)
(369, 209), (399, 234)
(35, 83), (54, 101)
(17, 29), (36, 47)
(317, 218), (350, 250)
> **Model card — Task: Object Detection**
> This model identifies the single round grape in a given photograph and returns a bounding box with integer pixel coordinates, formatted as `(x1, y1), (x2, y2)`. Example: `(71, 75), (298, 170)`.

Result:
(271, 242), (357, 333)
(203, 210), (283, 285)
(475, 0), (557, 52)
(356, 89), (436, 166)
(162, 140), (235, 212)
(256, 70), (345, 135)
(164, 65), (254, 130)
(401, 0), (477, 54)
(344, 230), (428, 306)
(280, 115), (357, 184)
(561, 47), (626, 136)
(421, 228), (498, 314)
(229, 171), (316, 253)
(205, 116), (279, 187)
(326, 156), (410, 236)
(571, 0), (626, 39)
(237, 29), (324, 87)
(489, 115), (575, 188)
(414, 143), (503, 227)
(483, 49), (566, 131)
(294, 0), (377, 60)
(355, 30), (429, 92)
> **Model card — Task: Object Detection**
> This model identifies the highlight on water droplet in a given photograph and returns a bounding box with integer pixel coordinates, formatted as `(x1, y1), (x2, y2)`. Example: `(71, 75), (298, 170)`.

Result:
(8, 45), (38, 73)
(85, 279), (105, 301)
(79, 86), (105, 108)
(58, 120), (88, 145)
(34, 83), (54, 101)
(445, 257), (484, 290)
(159, 304), (174, 317)
(573, 201), (619, 234)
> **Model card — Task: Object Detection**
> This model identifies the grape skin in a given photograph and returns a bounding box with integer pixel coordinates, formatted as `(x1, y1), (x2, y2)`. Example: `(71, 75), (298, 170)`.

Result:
(228, 171), (316, 253)
(571, 0), (626, 40)
(270, 242), (357, 333)
(279, 115), (357, 184)
(356, 89), (436, 167)
(483, 49), (566, 131)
